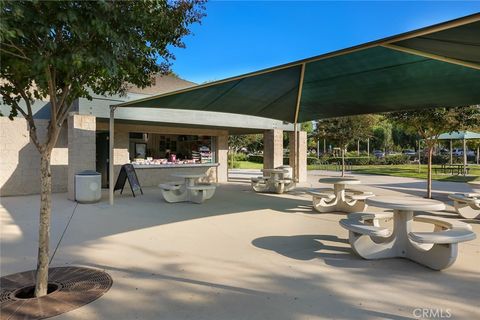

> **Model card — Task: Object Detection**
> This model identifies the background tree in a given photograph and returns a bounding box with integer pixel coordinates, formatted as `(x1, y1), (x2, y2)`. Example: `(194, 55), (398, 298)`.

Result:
(0, 0), (205, 297)
(372, 117), (394, 153)
(316, 115), (376, 176)
(386, 106), (480, 198)
(245, 134), (263, 153)
(228, 135), (251, 168)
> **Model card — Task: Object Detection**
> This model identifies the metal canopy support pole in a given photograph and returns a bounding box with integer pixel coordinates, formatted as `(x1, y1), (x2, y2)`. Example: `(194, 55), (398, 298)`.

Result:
(367, 138), (370, 157)
(418, 140), (421, 173)
(450, 139), (453, 165)
(293, 123), (298, 181)
(463, 138), (467, 175)
(109, 106), (116, 205)
(293, 63), (306, 183)
(382, 44), (480, 71)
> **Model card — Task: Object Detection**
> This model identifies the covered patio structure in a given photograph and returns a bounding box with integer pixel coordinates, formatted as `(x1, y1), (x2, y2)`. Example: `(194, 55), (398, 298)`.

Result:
(437, 130), (480, 167)
(109, 13), (480, 204)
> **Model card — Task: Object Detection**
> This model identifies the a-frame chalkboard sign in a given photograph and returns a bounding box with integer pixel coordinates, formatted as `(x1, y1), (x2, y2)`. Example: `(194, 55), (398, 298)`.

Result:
(114, 164), (143, 197)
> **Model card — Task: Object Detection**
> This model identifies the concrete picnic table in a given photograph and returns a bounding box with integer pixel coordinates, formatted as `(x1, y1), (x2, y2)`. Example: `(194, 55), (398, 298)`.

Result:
(468, 181), (480, 192)
(314, 177), (371, 213)
(159, 173), (215, 204)
(340, 196), (476, 270)
(171, 173), (206, 187)
(447, 181), (480, 219)
(251, 168), (294, 194)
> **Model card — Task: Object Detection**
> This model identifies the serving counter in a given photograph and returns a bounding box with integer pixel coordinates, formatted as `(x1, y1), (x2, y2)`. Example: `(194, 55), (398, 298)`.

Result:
(132, 163), (219, 187)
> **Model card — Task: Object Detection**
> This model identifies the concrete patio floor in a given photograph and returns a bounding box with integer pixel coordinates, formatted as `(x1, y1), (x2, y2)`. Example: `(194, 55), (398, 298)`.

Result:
(1, 171), (479, 319)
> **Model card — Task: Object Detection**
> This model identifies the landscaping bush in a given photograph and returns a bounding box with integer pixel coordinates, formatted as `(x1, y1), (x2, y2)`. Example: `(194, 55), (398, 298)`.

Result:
(384, 154), (410, 165)
(233, 153), (248, 161)
(247, 155), (321, 165)
(247, 154), (263, 163)
(227, 158), (241, 168)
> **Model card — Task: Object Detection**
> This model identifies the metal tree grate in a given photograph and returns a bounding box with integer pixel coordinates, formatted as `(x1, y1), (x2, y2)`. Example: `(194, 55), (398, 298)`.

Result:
(0, 266), (113, 320)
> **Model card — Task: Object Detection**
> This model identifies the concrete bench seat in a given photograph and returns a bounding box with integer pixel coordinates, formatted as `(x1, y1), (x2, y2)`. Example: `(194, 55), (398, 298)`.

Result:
(414, 215), (472, 231)
(275, 179), (293, 184)
(307, 190), (335, 200)
(187, 184), (217, 204)
(159, 182), (187, 203)
(459, 192), (480, 197)
(409, 229), (476, 244)
(345, 193), (375, 201)
(340, 218), (390, 237)
(251, 176), (269, 183)
(347, 212), (393, 221)
(448, 193), (480, 219)
(449, 193), (479, 203)
(187, 185), (216, 191)
(252, 176), (294, 194)
(346, 189), (374, 195)
(409, 214), (476, 244)
(159, 183), (182, 191)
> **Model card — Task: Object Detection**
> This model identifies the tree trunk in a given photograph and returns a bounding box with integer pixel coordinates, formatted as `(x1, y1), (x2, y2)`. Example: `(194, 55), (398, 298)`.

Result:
(341, 147), (345, 177)
(427, 146), (433, 199)
(35, 149), (52, 297)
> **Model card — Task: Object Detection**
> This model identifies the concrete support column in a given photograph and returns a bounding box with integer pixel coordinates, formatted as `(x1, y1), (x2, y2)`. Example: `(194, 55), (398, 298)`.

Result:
(68, 114), (96, 200)
(263, 129), (284, 169)
(289, 131), (307, 182)
(216, 135), (228, 183)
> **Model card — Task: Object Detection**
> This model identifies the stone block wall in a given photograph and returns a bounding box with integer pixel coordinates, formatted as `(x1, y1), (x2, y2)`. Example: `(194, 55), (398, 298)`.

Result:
(263, 129), (284, 169)
(67, 114), (96, 200)
(289, 130), (307, 182)
(0, 117), (68, 196)
(216, 135), (228, 182)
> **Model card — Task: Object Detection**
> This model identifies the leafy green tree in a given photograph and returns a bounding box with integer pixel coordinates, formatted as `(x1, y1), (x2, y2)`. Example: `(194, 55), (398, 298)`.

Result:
(0, 0), (204, 297)
(246, 134), (263, 153)
(372, 118), (394, 152)
(228, 135), (251, 168)
(387, 106), (480, 198)
(316, 115), (376, 176)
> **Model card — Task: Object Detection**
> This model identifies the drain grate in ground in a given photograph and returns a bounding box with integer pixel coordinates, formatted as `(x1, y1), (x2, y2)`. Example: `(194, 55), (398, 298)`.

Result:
(0, 266), (113, 320)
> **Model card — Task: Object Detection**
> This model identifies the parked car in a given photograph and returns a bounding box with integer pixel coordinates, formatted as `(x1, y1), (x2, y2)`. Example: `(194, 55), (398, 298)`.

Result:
(452, 148), (475, 156)
(373, 150), (385, 158)
(402, 149), (417, 156)
(387, 151), (400, 156)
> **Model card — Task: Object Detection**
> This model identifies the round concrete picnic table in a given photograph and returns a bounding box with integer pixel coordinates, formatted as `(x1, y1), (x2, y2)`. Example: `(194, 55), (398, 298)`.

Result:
(261, 168), (288, 180)
(357, 196), (448, 268)
(316, 177), (362, 212)
(468, 181), (480, 191)
(171, 173), (206, 187)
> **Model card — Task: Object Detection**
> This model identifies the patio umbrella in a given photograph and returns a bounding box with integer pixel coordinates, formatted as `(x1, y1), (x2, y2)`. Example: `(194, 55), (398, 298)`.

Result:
(108, 13), (480, 205)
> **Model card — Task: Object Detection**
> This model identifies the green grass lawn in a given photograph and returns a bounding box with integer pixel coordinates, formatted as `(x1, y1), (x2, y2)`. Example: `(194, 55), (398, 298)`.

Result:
(230, 161), (264, 169)
(317, 164), (480, 183)
(234, 161), (480, 183)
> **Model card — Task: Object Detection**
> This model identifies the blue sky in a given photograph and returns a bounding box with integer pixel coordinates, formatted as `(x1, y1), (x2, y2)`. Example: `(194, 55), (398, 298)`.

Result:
(169, 1), (480, 83)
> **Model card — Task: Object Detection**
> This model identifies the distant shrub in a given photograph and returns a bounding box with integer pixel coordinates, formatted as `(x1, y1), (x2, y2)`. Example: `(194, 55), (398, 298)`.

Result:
(248, 154), (263, 163)
(234, 153), (248, 161)
(384, 154), (410, 165)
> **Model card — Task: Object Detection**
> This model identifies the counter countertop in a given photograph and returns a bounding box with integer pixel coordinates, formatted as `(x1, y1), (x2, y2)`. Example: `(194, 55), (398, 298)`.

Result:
(132, 163), (219, 169)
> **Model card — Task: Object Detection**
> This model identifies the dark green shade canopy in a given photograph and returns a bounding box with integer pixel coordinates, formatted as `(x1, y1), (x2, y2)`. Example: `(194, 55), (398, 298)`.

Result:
(116, 14), (480, 123)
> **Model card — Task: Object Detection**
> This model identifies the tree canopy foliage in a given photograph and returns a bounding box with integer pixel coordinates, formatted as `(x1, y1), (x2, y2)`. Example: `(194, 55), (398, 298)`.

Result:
(0, 0), (205, 297)
(1, 0), (205, 146)
(315, 114), (377, 149)
(386, 106), (480, 198)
